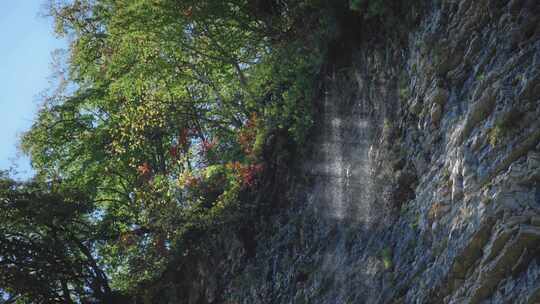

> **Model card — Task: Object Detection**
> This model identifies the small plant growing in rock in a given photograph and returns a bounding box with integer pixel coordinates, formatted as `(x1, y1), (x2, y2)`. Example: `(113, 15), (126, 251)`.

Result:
(409, 213), (420, 230)
(400, 203), (409, 215)
(441, 167), (450, 180)
(399, 70), (411, 102)
(399, 87), (410, 101)
(482, 197), (493, 205)
(488, 110), (523, 147)
(349, 0), (363, 11)
(476, 73), (485, 82)
(381, 247), (393, 270)
(488, 125), (503, 147)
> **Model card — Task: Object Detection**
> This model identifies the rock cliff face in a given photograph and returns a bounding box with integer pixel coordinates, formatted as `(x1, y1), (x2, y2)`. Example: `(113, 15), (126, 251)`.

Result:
(181, 1), (540, 303)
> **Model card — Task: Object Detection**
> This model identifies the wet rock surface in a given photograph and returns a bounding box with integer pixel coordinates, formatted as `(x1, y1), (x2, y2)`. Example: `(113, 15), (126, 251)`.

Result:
(179, 1), (540, 303)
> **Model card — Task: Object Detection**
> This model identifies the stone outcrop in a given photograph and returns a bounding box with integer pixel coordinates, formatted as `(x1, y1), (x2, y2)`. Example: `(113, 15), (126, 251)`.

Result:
(171, 1), (540, 303)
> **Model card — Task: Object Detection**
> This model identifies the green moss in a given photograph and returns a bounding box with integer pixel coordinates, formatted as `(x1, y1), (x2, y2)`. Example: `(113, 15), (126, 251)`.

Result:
(476, 73), (485, 82)
(349, 0), (363, 11)
(381, 247), (393, 270)
(399, 87), (410, 101)
(400, 203), (408, 215)
(409, 213), (420, 230)
(441, 167), (450, 180)
(488, 125), (504, 147)
(399, 70), (411, 102)
(488, 110), (524, 147)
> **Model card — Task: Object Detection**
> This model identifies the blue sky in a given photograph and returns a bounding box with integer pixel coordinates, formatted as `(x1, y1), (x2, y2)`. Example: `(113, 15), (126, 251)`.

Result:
(0, 1), (65, 178)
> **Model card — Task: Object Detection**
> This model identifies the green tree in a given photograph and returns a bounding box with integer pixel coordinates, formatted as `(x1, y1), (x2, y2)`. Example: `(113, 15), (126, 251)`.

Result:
(0, 173), (128, 303)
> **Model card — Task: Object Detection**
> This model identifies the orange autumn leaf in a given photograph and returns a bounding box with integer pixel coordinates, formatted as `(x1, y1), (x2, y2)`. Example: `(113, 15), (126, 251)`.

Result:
(137, 162), (152, 176)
